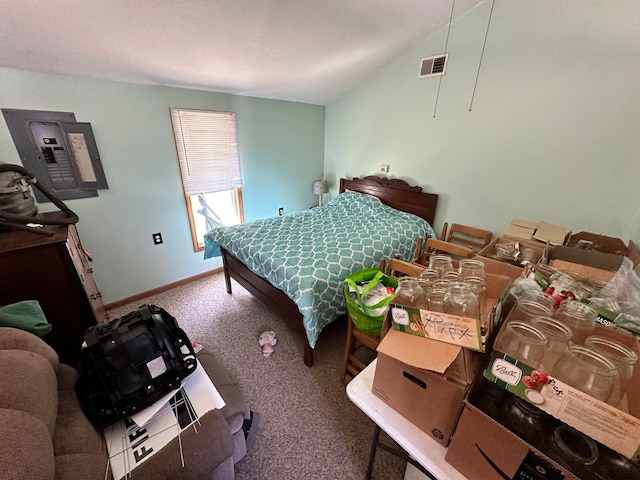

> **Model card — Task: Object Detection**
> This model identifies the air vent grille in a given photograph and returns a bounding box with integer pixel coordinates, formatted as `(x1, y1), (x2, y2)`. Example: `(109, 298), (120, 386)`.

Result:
(419, 53), (449, 78)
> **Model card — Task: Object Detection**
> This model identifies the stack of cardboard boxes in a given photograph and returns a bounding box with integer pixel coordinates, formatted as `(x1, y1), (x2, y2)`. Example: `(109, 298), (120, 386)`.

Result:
(370, 222), (640, 479)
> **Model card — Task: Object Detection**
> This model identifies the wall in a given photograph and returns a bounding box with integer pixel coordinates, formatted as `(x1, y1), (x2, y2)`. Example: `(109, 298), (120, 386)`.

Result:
(324, 0), (640, 245)
(0, 68), (325, 303)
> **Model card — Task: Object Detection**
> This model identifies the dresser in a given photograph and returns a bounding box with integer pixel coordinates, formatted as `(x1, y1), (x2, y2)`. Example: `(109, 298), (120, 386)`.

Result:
(0, 212), (107, 365)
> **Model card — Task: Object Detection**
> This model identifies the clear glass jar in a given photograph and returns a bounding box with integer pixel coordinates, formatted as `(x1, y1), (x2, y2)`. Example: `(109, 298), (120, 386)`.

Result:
(531, 316), (573, 373)
(419, 268), (439, 282)
(509, 298), (552, 325)
(542, 424), (599, 478)
(535, 263), (558, 282)
(426, 281), (448, 313)
(547, 270), (586, 303)
(552, 345), (618, 402)
(464, 276), (487, 319)
(394, 277), (426, 309)
(415, 278), (430, 309)
(585, 335), (638, 407)
(503, 395), (547, 443)
(594, 448), (640, 479)
(444, 282), (480, 321)
(519, 290), (555, 313)
(495, 241), (516, 261)
(471, 377), (507, 422)
(553, 300), (597, 345)
(428, 254), (453, 277)
(458, 259), (486, 281)
(494, 321), (548, 368)
(442, 270), (461, 281)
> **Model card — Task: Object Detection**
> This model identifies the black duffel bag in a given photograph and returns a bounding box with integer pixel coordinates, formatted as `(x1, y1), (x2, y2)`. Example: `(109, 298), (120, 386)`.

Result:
(75, 304), (197, 429)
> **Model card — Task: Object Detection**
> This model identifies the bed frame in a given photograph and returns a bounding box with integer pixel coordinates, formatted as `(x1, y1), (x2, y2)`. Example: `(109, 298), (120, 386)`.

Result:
(220, 175), (439, 367)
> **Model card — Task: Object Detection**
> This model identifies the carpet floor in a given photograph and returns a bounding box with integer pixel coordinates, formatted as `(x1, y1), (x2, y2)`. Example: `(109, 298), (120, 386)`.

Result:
(107, 272), (407, 480)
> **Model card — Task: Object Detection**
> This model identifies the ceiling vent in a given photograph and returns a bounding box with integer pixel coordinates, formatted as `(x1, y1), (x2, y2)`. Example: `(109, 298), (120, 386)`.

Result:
(419, 53), (448, 78)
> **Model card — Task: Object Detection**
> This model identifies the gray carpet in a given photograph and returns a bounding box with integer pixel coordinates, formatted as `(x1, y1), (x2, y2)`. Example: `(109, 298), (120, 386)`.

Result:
(107, 272), (407, 480)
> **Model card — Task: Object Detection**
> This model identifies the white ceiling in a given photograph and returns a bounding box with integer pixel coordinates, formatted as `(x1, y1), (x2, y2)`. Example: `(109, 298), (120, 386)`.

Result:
(0, 0), (483, 105)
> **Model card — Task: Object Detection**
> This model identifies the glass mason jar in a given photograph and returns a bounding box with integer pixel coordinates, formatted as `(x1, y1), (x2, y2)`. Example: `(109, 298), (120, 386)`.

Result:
(419, 268), (440, 282)
(464, 276), (487, 319)
(585, 335), (638, 407)
(594, 448), (640, 479)
(519, 290), (555, 313)
(552, 300), (597, 345)
(509, 298), (553, 326)
(547, 270), (584, 302)
(426, 280), (449, 313)
(458, 259), (486, 281)
(442, 270), (461, 281)
(535, 263), (558, 282)
(542, 424), (599, 478)
(503, 395), (547, 444)
(444, 282), (480, 321)
(394, 277), (426, 309)
(531, 316), (573, 373)
(552, 345), (618, 402)
(428, 254), (453, 278)
(415, 278), (430, 309)
(494, 321), (548, 368)
(495, 241), (516, 261)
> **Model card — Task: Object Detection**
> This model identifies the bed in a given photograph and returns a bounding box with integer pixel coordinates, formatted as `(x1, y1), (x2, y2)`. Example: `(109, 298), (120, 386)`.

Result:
(203, 175), (439, 366)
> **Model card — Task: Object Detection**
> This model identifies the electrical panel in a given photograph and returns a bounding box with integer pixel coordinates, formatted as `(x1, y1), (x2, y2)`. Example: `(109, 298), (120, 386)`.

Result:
(2, 108), (109, 202)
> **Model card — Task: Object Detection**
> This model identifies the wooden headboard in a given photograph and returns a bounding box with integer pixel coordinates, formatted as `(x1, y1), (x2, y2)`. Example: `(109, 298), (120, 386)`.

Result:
(339, 176), (438, 226)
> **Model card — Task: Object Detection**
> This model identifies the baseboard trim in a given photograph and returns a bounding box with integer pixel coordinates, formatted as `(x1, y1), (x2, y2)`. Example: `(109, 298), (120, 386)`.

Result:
(104, 267), (223, 311)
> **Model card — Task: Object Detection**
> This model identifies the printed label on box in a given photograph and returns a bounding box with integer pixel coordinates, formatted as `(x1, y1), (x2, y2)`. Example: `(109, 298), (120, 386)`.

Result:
(390, 304), (483, 351)
(483, 350), (640, 461)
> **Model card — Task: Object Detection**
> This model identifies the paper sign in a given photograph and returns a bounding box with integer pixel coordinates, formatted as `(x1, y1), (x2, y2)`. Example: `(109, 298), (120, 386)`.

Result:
(390, 304), (483, 351)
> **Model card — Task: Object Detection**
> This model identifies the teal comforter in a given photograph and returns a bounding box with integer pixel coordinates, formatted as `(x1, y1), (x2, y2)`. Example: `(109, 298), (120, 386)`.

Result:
(204, 191), (435, 349)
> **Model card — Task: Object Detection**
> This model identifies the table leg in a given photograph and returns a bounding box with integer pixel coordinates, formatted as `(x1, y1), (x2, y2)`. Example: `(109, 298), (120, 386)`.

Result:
(365, 424), (438, 480)
(365, 424), (381, 480)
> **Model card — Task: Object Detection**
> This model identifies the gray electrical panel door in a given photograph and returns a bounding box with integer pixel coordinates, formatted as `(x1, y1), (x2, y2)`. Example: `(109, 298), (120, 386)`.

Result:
(2, 108), (109, 202)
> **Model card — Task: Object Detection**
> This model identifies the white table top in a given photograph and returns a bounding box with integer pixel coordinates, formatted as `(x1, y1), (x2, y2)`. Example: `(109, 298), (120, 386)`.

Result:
(346, 359), (467, 480)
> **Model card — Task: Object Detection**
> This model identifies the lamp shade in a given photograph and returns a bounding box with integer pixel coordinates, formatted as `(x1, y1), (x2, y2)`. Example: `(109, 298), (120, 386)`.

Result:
(312, 179), (329, 195)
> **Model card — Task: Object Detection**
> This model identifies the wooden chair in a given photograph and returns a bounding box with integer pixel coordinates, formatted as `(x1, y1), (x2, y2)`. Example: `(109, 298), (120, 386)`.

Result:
(415, 237), (475, 268)
(441, 222), (493, 252)
(341, 258), (425, 385)
(440, 222), (493, 253)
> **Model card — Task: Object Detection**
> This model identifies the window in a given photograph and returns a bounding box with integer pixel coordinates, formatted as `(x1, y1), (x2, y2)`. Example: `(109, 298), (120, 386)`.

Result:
(170, 108), (244, 251)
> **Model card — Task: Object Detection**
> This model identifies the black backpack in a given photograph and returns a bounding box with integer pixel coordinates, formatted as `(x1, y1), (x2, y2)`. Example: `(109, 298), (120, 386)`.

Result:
(75, 304), (197, 429)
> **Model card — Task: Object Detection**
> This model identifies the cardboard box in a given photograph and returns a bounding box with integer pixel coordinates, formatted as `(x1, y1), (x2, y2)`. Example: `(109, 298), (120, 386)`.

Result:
(389, 274), (511, 352)
(550, 246), (624, 272)
(446, 401), (582, 480)
(373, 328), (469, 447)
(533, 221), (572, 246)
(503, 218), (538, 241)
(548, 259), (616, 283)
(568, 231), (628, 255)
(482, 313), (640, 461)
(503, 219), (571, 246)
(446, 375), (640, 480)
(372, 276), (514, 446)
(477, 237), (550, 279)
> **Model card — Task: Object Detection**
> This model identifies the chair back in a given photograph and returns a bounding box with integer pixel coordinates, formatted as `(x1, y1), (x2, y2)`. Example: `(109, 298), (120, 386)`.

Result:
(416, 238), (475, 267)
(380, 257), (425, 278)
(441, 222), (493, 252)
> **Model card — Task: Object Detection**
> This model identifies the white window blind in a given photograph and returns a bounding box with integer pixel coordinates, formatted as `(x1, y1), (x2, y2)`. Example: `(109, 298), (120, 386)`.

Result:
(170, 108), (242, 195)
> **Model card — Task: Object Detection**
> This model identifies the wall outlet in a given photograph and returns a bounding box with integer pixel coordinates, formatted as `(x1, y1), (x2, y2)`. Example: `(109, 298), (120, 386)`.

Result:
(279, 207), (284, 216)
(379, 164), (390, 173)
(152, 232), (163, 245)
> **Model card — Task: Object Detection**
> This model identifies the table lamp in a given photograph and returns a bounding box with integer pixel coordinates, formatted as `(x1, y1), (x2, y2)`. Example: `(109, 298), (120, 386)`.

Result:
(312, 179), (329, 206)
